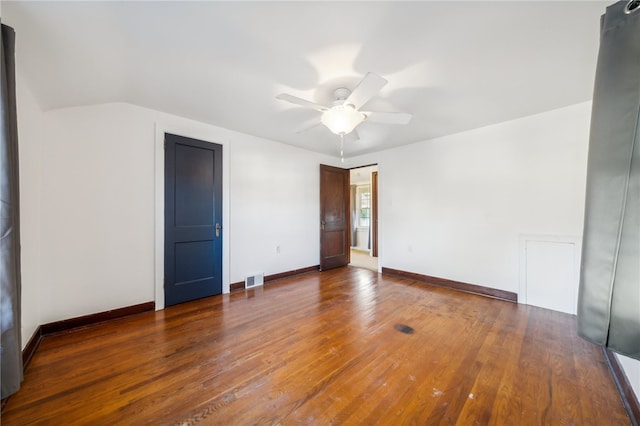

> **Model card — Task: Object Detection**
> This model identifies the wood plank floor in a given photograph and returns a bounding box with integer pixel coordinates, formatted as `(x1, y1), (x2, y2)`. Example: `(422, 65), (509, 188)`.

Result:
(2, 267), (630, 425)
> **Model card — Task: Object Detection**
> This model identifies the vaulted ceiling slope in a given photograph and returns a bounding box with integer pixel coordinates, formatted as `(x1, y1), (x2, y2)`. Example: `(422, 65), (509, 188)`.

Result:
(4, 1), (607, 157)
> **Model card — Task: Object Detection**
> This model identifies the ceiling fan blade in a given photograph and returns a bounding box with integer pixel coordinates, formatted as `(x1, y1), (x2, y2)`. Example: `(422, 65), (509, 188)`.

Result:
(344, 72), (388, 110)
(295, 118), (323, 134)
(276, 93), (328, 112)
(344, 129), (359, 143)
(364, 111), (412, 125)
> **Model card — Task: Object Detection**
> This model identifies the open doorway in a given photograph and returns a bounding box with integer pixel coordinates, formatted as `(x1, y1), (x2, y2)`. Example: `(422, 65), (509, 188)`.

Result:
(349, 165), (378, 272)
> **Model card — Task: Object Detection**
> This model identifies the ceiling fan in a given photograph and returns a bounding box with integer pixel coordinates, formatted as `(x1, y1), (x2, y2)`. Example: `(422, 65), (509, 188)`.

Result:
(276, 72), (412, 156)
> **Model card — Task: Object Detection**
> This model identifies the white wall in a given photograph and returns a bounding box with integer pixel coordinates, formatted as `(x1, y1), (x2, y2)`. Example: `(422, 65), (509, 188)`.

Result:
(229, 134), (336, 283)
(16, 73), (44, 346)
(39, 103), (158, 323)
(617, 354), (640, 405)
(347, 102), (591, 295)
(17, 82), (337, 338)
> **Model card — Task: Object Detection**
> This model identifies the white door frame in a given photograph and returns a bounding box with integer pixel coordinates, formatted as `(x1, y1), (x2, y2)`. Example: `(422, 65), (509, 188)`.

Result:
(154, 121), (231, 310)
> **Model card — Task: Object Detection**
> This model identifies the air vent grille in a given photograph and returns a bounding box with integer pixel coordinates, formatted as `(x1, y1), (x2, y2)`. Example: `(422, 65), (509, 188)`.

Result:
(245, 273), (264, 289)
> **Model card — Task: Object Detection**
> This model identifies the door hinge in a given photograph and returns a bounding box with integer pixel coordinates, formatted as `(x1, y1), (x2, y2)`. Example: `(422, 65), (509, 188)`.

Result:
(163, 139), (166, 149)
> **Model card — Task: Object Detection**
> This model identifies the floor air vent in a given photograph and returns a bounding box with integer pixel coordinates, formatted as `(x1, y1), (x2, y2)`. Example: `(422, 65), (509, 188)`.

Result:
(394, 324), (415, 334)
(245, 273), (264, 289)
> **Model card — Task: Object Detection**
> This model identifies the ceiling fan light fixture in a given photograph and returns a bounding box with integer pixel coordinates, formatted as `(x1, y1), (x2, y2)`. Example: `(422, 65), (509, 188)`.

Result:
(321, 105), (366, 135)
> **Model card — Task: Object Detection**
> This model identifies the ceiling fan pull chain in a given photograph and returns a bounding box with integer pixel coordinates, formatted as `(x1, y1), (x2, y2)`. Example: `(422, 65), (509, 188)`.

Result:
(340, 134), (345, 163)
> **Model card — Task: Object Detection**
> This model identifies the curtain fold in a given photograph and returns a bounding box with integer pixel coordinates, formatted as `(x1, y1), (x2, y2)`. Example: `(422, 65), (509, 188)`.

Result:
(1, 23), (23, 399)
(577, 0), (640, 360)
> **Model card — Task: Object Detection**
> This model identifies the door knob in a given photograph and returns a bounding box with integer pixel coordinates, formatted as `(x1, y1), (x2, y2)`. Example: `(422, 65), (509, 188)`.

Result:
(215, 223), (222, 237)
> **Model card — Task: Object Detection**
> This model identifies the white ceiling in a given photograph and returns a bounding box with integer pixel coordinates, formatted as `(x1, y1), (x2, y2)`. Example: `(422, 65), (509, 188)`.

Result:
(351, 165), (378, 186)
(4, 1), (607, 158)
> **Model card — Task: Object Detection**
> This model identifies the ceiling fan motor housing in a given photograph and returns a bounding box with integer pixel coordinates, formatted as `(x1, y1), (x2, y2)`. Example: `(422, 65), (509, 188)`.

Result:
(333, 87), (352, 102)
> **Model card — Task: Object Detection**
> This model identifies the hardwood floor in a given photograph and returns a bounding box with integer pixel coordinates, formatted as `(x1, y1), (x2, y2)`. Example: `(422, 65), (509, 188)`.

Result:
(2, 267), (630, 425)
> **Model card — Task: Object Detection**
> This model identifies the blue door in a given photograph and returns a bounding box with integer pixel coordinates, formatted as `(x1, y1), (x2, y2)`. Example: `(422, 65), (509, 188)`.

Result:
(164, 133), (222, 306)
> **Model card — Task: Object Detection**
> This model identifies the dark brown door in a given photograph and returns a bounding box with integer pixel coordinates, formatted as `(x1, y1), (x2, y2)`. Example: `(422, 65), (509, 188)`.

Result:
(320, 164), (350, 270)
(371, 171), (379, 257)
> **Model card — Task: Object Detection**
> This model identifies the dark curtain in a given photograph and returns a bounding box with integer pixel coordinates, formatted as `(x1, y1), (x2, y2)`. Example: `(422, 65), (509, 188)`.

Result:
(1, 23), (23, 398)
(577, 1), (639, 360)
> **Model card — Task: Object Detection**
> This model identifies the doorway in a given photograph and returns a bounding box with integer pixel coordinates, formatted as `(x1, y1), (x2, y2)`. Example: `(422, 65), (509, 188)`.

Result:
(349, 165), (379, 272)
